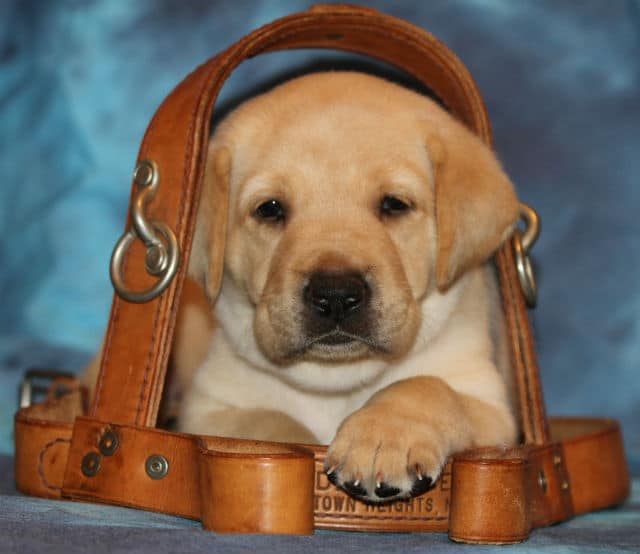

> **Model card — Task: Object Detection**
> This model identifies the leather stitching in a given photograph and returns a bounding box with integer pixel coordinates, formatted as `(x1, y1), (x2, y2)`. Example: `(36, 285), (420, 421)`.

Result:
(38, 437), (71, 491)
(136, 69), (212, 425)
(316, 513), (448, 522)
(91, 94), (165, 417)
(245, 18), (487, 138)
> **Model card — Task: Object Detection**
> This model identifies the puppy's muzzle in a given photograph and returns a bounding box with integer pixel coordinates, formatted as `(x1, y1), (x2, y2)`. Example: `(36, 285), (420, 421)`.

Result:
(303, 271), (371, 343)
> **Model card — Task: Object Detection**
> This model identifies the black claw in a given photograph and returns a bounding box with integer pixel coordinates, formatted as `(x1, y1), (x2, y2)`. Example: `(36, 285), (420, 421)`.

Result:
(342, 480), (368, 497)
(374, 482), (401, 498)
(326, 470), (339, 486)
(411, 476), (433, 496)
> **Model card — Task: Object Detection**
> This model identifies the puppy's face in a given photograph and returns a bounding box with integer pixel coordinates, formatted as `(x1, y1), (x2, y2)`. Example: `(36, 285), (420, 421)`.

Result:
(191, 73), (518, 387)
(230, 110), (433, 364)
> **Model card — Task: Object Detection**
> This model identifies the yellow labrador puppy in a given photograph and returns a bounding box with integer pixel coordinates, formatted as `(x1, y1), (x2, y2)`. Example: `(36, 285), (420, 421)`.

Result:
(178, 71), (519, 503)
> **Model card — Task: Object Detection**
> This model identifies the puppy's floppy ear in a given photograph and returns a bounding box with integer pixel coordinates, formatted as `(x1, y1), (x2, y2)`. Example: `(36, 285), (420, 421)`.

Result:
(428, 120), (519, 290)
(188, 143), (231, 301)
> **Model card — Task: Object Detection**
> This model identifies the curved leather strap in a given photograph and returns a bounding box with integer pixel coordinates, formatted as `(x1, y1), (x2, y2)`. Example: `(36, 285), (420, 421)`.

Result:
(15, 393), (630, 541)
(90, 2), (546, 444)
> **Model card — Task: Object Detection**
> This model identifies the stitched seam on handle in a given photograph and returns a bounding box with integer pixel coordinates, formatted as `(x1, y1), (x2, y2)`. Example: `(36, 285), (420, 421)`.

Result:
(92, 285), (121, 415)
(92, 91), (165, 418)
(498, 247), (533, 443)
(246, 20), (487, 137)
(508, 247), (541, 442)
(519, 284), (546, 441)
(135, 69), (212, 425)
(315, 513), (448, 522)
(38, 438), (71, 491)
(135, 290), (163, 425)
(131, 80), (177, 425)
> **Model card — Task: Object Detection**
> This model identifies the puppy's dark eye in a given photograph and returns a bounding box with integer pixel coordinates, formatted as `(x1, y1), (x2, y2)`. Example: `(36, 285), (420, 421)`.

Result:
(380, 195), (411, 217)
(255, 199), (286, 223)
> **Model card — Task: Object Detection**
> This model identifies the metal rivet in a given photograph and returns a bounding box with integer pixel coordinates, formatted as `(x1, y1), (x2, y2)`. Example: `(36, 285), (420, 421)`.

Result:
(145, 454), (169, 480)
(81, 452), (101, 477)
(561, 480), (570, 491)
(133, 160), (156, 188)
(553, 453), (562, 467)
(98, 429), (119, 457)
(537, 470), (547, 493)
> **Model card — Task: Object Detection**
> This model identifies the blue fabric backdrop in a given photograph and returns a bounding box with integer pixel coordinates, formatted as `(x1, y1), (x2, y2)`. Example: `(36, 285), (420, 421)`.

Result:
(1, 0), (639, 477)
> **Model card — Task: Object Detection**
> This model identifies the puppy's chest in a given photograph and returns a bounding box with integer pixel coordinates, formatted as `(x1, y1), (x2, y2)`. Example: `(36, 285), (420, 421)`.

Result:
(193, 357), (365, 443)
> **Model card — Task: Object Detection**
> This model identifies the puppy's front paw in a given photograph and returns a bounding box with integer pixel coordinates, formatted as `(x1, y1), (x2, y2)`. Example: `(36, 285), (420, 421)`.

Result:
(325, 407), (447, 503)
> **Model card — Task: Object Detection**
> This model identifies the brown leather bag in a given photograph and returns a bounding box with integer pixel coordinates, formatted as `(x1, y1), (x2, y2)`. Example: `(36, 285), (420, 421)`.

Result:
(14, 4), (630, 543)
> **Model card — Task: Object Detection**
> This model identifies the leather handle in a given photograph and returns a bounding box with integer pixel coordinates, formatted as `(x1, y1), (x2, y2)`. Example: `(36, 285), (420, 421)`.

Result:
(90, 4), (546, 444)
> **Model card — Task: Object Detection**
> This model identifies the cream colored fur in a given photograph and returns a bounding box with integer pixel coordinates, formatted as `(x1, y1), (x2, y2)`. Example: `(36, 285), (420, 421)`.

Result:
(89, 72), (520, 503)
(179, 72), (519, 502)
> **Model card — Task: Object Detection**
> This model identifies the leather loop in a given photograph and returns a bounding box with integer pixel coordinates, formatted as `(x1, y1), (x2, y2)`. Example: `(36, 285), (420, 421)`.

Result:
(198, 438), (315, 534)
(449, 455), (531, 543)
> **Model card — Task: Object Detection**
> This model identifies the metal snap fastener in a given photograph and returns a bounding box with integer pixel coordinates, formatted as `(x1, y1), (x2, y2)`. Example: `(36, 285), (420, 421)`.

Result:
(145, 454), (169, 480)
(98, 429), (119, 457)
(81, 452), (101, 477)
(561, 480), (570, 491)
(553, 453), (562, 467)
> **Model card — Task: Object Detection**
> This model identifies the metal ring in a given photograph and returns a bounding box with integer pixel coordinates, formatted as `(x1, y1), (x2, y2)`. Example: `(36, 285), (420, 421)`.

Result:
(110, 220), (179, 303)
(513, 231), (537, 308)
(519, 203), (540, 254)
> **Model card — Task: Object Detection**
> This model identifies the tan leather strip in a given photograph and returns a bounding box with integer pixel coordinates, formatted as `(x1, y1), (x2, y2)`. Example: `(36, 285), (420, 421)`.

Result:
(449, 456), (531, 543)
(14, 391), (82, 498)
(253, 11), (491, 140)
(496, 245), (549, 444)
(14, 418), (72, 499)
(527, 444), (574, 528)
(14, 400), (630, 538)
(197, 437), (315, 534)
(549, 417), (631, 514)
(448, 444), (574, 544)
(62, 417), (204, 519)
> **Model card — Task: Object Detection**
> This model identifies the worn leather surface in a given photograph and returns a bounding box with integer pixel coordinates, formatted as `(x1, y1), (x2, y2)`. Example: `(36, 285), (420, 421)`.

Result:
(12, 4), (631, 543)
(14, 391), (630, 541)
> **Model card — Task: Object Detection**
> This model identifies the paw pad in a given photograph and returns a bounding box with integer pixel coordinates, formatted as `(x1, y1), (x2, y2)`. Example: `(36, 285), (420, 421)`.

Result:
(411, 475), (433, 496)
(342, 480), (367, 497)
(324, 461), (438, 503)
(374, 482), (401, 498)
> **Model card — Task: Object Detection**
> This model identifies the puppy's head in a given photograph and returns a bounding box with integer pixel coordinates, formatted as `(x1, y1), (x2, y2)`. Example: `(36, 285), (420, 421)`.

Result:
(190, 72), (518, 389)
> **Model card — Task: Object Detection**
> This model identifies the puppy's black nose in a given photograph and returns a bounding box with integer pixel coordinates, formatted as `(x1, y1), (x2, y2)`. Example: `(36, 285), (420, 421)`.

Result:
(303, 272), (369, 323)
